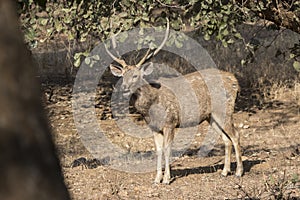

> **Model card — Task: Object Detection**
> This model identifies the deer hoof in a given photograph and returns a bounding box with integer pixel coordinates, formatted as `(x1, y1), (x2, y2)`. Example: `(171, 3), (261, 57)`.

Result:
(221, 170), (230, 177)
(154, 175), (162, 184)
(162, 175), (171, 185)
(235, 170), (244, 177)
(162, 179), (170, 185)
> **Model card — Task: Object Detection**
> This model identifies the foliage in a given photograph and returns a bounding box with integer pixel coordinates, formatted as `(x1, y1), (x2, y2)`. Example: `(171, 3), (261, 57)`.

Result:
(18, 0), (245, 42)
(290, 40), (300, 72)
(17, 0), (300, 68)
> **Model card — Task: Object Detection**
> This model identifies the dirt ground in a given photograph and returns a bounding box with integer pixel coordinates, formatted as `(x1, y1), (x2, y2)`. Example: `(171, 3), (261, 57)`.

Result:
(42, 79), (300, 199)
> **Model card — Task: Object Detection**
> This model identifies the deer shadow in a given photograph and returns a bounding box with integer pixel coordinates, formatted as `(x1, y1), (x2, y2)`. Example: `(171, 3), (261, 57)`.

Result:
(170, 159), (264, 184)
(168, 144), (265, 183)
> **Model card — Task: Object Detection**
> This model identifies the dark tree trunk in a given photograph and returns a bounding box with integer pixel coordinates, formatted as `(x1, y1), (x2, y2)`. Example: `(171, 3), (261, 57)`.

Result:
(0, 1), (70, 199)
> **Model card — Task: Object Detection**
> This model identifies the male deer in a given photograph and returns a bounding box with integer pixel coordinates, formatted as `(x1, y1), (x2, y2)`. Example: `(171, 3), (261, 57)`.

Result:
(106, 21), (243, 184)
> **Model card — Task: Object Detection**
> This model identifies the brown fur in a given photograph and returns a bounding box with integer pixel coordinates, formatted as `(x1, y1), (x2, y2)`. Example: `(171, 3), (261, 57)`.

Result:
(129, 68), (243, 184)
(107, 24), (243, 183)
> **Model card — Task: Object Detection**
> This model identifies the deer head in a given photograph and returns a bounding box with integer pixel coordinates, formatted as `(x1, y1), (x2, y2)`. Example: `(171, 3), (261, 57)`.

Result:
(106, 19), (169, 97)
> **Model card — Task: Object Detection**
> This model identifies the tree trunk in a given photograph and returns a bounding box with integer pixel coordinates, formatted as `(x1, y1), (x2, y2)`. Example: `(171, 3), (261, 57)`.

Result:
(0, 1), (70, 199)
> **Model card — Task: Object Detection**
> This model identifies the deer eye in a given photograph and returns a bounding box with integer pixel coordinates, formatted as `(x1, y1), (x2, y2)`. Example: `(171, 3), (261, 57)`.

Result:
(132, 75), (138, 79)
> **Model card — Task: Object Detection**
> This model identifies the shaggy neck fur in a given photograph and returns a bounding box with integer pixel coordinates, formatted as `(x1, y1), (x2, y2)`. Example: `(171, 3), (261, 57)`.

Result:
(133, 84), (159, 117)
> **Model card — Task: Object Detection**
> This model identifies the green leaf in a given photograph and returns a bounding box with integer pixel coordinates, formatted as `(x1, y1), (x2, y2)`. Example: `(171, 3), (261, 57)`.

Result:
(142, 15), (149, 22)
(119, 12), (128, 18)
(92, 55), (100, 61)
(234, 32), (242, 39)
(139, 28), (144, 36)
(219, 23), (227, 30)
(290, 53), (295, 59)
(68, 32), (75, 40)
(221, 28), (229, 36)
(74, 57), (81, 67)
(144, 35), (151, 42)
(241, 59), (246, 66)
(204, 34), (210, 41)
(40, 18), (48, 26)
(222, 40), (228, 48)
(171, 20), (181, 30)
(175, 39), (183, 48)
(83, 13), (90, 19)
(227, 38), (234, 44)
(55, 22), (63, 32)
(166, 36), (175, 46)
(137, 38), (144, 45)
(293, 61), (300, 72)
(201, 3), (208, 9)
(137, 43), (142, 50)
(118, 32), (128, 43)
(74, 52), (82, 60)
(149, 42), (157, 49)
(80, 32), (88, 42)
(85, 57), (91, 65)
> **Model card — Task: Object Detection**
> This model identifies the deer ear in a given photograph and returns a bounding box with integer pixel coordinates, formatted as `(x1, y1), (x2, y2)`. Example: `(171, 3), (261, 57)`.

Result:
(110, 64), (124, 77)
(141, 62), (154, 76)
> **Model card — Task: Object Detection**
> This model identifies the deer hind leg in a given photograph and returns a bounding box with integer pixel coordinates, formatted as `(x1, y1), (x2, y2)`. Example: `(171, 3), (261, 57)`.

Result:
(220, 129), (233, 176)
(153, 132), (163, 184)
(211, 120), (233, 176)
(211, 120), (243, 177)
(231, 126), (243, 177)
(162, 126), (174, 184)
(223, 123), (243, 177)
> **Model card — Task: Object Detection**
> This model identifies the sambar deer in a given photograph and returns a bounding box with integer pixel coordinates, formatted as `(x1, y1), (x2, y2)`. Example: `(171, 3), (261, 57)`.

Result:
(106, 21), (243, 184)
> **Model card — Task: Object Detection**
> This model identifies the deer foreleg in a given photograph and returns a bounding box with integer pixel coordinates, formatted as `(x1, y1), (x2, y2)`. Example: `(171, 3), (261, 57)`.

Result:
(153, 132), (163, 184)
(162, 126), (174, 184)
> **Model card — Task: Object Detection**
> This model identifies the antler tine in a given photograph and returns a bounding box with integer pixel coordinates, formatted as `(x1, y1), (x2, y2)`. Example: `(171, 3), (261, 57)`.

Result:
(147, 18), (170, 59)
(104, 43), (127, 68)
(136, 18), (170, 68)
(136, 48), (152, 68)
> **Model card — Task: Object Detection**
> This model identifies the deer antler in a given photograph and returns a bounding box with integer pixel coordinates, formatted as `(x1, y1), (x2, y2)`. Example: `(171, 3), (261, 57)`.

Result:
(151, 18), (170, 58)
(137, 18), (170, 68)
(105, 18), (170, 69)
(104, 43), (128, 68)
(136, 48), (152, 68)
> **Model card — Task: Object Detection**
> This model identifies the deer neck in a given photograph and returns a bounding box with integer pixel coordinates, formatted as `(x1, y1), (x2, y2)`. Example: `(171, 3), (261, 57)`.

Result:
(133, 84), (159, 116)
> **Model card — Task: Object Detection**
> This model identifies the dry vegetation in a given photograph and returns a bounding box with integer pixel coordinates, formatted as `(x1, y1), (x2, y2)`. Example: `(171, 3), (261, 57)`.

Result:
(13, 0), (300, 198)
(42, 57), (300, 199)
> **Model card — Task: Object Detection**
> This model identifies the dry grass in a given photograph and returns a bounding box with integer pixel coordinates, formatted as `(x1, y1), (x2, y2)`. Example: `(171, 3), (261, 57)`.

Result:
(43, 76), (300, 199)
(41, 49), (300, 199)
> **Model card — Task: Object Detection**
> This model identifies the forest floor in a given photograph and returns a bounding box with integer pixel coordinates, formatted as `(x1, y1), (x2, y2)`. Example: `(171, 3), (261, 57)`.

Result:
(43, 79), (300, 200)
